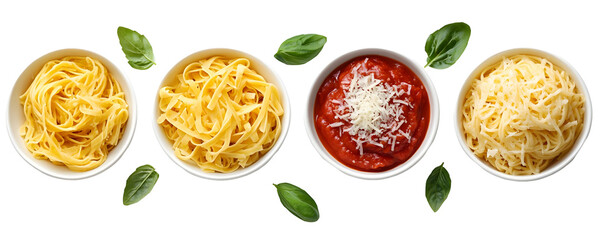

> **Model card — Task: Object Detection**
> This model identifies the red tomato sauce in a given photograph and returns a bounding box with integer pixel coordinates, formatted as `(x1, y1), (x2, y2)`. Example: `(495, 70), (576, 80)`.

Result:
(314, 55), (430, 172)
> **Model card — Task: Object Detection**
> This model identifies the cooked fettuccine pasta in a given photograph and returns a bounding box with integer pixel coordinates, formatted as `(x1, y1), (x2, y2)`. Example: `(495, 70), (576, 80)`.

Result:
(20, 56), (129, 171)
(157, 56), (283, 173)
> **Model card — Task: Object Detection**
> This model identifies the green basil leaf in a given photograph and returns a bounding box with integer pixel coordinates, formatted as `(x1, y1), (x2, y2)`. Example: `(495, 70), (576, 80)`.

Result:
(274, 34), (326, 65)
(274, 183), (319, 222)
(425, 163), (451, 212)
(117, 26), (156, 70)
(123, 164), (159, 205)
(425, 22), (471, 69)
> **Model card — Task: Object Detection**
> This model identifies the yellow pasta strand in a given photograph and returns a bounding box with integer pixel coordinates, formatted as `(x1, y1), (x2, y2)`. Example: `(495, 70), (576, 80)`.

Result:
(19, 56), (129, 172)
(158, 56), (284, 173)
(462, 55), (584, 175)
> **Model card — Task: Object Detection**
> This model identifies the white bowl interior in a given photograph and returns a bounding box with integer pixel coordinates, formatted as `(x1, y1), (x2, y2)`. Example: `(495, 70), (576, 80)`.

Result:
(454, 48), (592, 181)
(7, 49), (137, 180)
(305, 48), (440, 180)
(153, 48), (290, 180)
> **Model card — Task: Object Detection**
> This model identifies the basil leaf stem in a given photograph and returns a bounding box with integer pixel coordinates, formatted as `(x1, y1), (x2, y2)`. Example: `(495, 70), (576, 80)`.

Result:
(117, 26), (156, 70)
(274, 34), (326, 65)
(425, 163), (451, 212)
(424, 22), (471, 69)
(274, 183), (319, 222)
(123, 164), (159, 205)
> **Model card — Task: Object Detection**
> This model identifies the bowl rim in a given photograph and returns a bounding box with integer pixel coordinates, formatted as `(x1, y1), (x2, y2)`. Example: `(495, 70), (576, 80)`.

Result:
(6, 48), (138, 180)
(152, 48), (291, 180)
(454, 48), (592, 181)
(305, 48), (440, 180)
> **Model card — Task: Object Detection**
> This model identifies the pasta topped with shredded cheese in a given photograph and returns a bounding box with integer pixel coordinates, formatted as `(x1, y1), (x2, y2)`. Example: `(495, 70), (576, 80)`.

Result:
(20, 56), (129, 171)
(157, 56), (283, 173)
(462, 55), (584, 175)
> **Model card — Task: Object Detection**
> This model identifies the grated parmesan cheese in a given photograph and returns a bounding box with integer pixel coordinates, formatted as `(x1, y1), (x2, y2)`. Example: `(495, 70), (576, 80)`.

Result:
(329, 61), (413, 154)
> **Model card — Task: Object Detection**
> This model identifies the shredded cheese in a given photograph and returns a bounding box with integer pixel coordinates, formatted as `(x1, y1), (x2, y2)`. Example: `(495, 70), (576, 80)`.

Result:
(462, 55), (585, 175)
(330, 60), (412, 154)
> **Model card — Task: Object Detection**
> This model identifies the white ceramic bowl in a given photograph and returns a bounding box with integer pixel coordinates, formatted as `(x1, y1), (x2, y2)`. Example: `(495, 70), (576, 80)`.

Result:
(305, 48), (440, 180)
(153, 48), (290, 180)
(7, 49), (137, 180)
(454, 48), (592, 181)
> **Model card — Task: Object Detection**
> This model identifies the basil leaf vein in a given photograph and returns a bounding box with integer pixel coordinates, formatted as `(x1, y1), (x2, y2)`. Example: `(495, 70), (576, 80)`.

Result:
(425, 162), (451, 212)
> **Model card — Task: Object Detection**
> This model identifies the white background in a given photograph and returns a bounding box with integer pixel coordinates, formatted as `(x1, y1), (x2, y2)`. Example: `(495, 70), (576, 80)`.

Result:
(0, 0), (600, 239)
